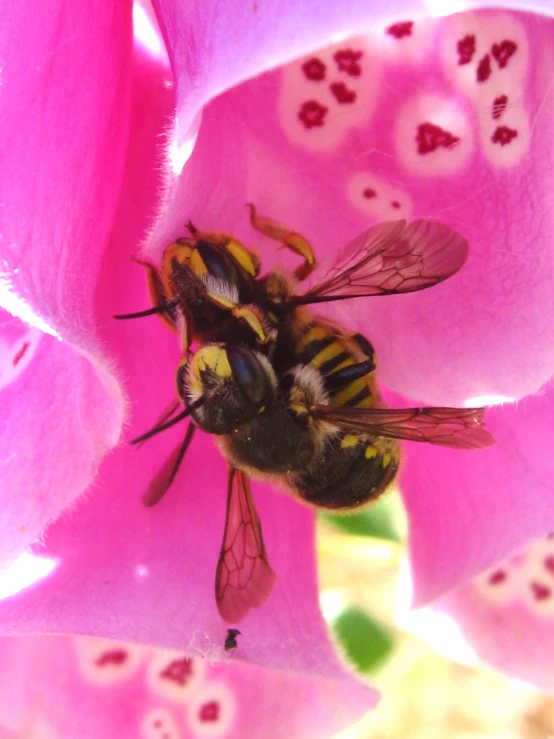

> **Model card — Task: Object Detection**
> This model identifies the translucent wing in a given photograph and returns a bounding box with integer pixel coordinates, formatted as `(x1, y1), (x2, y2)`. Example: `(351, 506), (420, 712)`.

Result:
(141, 423), (196, 507)
(216, 468), (276, 623)
(313, 405), (494, 450)
(292, 219), (468, 305)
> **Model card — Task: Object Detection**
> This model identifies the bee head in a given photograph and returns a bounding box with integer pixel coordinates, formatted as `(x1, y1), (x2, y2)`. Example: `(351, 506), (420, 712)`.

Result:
(178, 344), (277, 434)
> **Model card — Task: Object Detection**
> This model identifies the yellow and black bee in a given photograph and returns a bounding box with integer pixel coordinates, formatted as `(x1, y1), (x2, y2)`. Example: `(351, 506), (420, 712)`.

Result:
(125, 210), (493, 624)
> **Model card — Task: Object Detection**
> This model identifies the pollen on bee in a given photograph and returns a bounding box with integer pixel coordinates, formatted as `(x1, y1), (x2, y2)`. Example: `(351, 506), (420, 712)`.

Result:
(365, 445), (377, 459)
(340, 434), (359, 448)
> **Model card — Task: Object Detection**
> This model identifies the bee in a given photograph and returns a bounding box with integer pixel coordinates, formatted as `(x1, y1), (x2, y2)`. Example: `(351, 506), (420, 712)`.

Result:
(127, 212), (491, 624)
(114, 205), (318, 352)
(224, 628), (241, 652)
(176, 332), (492, 623)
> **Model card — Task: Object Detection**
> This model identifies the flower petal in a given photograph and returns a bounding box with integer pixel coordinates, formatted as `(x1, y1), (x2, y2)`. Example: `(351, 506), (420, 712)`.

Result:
(438, 534), (554, 689)
(0, 38), (368, 696)
(404, 383), (554, 606)
(145, 8), (554, 406)
(0, 313), (122, 565)
(0, 0), (134, 563)
(0, 635), (375, 738)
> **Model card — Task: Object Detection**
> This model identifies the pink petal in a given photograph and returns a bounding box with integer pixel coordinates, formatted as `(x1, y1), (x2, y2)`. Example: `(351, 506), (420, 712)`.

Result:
(0, 312), (122, 565)
(404, 381), (554, 606)
(0, 0), (134, 564)
(0, 635), (375, 737)
(438, 534), (554, 689)
(143, 8), (554, 406)
(0, 38), (372, 702)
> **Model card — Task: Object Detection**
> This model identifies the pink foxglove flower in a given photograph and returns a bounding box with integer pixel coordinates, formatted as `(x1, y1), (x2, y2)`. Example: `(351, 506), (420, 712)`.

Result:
(2, 0), (554, 732)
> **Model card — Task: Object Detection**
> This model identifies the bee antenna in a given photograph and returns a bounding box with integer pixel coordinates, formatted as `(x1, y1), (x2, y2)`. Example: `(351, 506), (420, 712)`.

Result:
(130, 397), (204, 445)
(186, 220), (198, 236)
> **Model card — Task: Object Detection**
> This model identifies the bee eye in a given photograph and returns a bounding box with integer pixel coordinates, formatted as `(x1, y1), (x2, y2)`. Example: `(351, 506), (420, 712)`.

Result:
(227, 346), (272, 408)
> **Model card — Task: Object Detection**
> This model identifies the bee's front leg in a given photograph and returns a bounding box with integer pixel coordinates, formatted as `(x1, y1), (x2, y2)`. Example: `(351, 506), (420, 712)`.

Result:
(246, 203), (317, 281)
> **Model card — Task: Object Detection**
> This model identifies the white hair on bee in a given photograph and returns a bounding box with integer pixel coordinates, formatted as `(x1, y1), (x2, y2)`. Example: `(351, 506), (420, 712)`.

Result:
(200, 275), (239, 306)
(253, 351), (278, 391)
(290, 364), (329, 406)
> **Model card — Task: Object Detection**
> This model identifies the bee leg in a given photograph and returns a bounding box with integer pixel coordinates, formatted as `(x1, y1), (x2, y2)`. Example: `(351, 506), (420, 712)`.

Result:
(114, 257), (178, 332)
(246, 203), (316, 282)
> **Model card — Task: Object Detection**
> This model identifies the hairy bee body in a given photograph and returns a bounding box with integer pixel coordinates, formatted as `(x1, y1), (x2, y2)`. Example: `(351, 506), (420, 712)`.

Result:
(284, 321), (401, 510)
(187, 315), (401, 511)
(126, 210), (491, 623)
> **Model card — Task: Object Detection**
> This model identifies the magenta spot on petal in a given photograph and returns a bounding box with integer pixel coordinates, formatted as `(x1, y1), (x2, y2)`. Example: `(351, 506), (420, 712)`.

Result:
(199, 701), (220, 723)
(160, 658), (193, 687)
(363, 188), (376, 199)
(416, 122), (460, 154)
(12, 341), (30, 366)
(531, 581), (552, 601)
(302, 57), (326, 82)
(95, 649), (128, 667)
(491, 39), (518, 69)
(391, 201), (401, 209)
(492, 94), (508, 120)
(544, 556), (554, 575)
(476, 54), (491, 82)
(488, 569), (507, 586)
(491, 125), (518, 146)
(457, 34), (475, 65)
(333, 49), (363, 77)
(153, 720), (162, 729)
(329, 81), (356, 104)
(386, 21), (413, 39)
(298, 100), (328, 129)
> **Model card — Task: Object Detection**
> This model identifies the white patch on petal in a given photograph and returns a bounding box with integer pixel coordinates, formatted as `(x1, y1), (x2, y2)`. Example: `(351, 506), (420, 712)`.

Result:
(0, 327), (41, 390)
(440, 12), (530, 169)
(475, 536), (554, 615)
(73, 636), (147, 685)
(347, 171), (413, 220)
(0, 553), (58, 601)
(465, 394), (515, 407)
(394, 94), (473, 176)
(185, 681), (236, 738)
(141, 708), (182, 739)
(132, 3), (166, 60)
(168, 135), (196, 176)
(146, 650), (206, 703)
(371, 18), (436, 65)
(278, 37), (382, 151)
(0, 279), (58, 337)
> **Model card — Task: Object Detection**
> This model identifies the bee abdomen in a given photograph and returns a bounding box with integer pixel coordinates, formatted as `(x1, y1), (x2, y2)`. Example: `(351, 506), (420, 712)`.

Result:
(287, 434), (399, 510)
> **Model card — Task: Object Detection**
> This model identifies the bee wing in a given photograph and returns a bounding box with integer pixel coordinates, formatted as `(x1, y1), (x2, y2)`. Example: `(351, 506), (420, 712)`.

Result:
(292, 219), (468, 305)
(216, 468), (276, 623)
(141, 423), (196, 507)
(312, 405), (494, 450)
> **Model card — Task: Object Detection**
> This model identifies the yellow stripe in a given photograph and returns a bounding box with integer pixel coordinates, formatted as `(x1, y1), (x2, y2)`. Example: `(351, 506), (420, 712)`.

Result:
(365, 445), (377, 459)
(311, 342), (344, 369)
(224, 239), (259, 277)
(333, 378), (367, 406)
(382, 452), (391, 468)
(296, 326), (329, 352)
(326, 357), (354, 374)
(190, 249), (208, 275)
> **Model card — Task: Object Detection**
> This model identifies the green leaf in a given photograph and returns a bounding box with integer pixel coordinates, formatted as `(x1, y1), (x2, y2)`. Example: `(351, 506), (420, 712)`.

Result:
(319, 493), (401, 542)
(331, 607), (394, 673)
